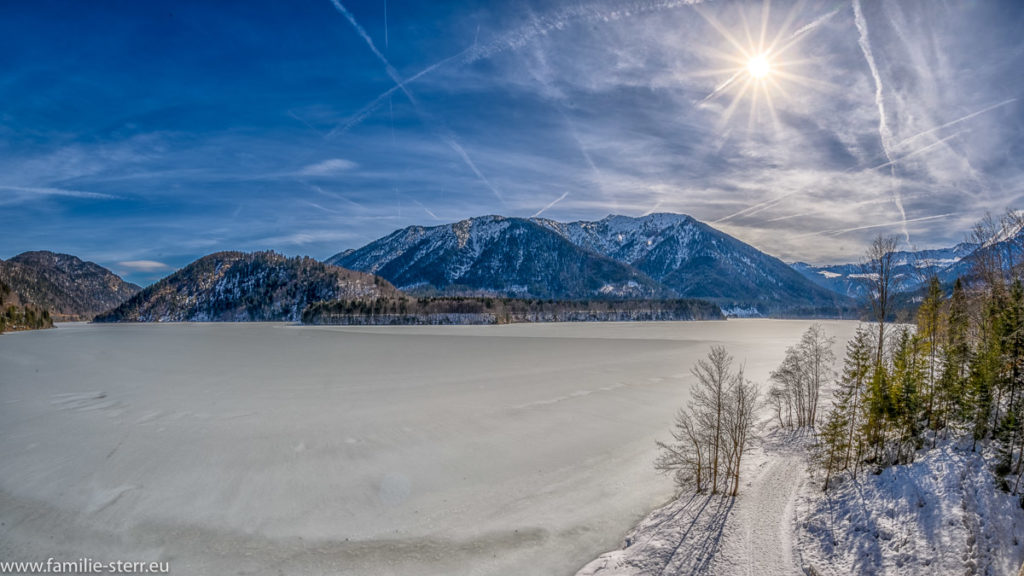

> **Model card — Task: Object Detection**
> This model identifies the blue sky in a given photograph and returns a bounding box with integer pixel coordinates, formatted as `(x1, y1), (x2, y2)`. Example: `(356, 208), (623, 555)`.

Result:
(2, 0), (1023, 285)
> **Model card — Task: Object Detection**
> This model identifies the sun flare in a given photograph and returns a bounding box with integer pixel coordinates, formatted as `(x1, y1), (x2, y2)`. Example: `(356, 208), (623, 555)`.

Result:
(747, 55), (771, 79)
(696, 2), (830, 129)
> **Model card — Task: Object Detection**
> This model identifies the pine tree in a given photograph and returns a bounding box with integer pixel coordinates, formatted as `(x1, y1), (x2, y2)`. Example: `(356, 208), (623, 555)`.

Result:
(968, 298), (1003, 450)
(890, 328), (924, 462)
(937, 278), (970, 432)
(839, 328), (874, 472)
(916, 276), (944, 432)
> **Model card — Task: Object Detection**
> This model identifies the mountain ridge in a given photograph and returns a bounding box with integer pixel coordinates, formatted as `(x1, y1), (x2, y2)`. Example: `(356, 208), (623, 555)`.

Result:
(327, 215), (670, 300)
(329, 213), (850, 314)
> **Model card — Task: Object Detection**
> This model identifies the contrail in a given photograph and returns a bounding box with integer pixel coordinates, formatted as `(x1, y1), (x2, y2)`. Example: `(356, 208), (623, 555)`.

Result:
(443, 134), (504, 202)
(466, 0), (705, 64)
(306, 183), (365, 209)
(895, 98), (1017, 149)
(868, 131), (962, 172)
(409, 198), (440, 220)
(771, 6), (842, 58)
(326, 49), (469, 137)
(698, 69), (745, 105)
(714, 126), (955, 225)
(531, 191), (569, 218)
(794, 213), (953, 239)
(642, 199), (664, 217)
(287, 110), (323, 135)
(329, 0), (504, 203)
(329, 1), (407, 94)
(713, 191), (798, 224)
(853, 0), (909, 243)
(558, 108), (608, 194)
(339, 0), (707, 131)
(0, 185), (118, 200)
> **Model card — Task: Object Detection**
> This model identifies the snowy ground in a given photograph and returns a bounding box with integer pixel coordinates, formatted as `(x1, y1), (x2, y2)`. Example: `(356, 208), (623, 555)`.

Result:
(797, 438), (1024, 576)
(576, 426), (809, 576)
(0, 320), (859, 575)
(578, 427), (1024, 576)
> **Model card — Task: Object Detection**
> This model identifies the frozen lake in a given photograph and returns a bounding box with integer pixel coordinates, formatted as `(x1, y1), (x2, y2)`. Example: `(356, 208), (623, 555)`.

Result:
(0, 320), (860, 575)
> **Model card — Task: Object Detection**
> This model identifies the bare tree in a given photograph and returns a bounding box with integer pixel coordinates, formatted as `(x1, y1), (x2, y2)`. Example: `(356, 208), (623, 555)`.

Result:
(766, 385), (791, 428)
(690, 345), (734, 493)
(724, 369), (760, 496)
(864, 235), (901, 367)
(800, 324), (836, 426)
(969, 212), (1005, 293)
(769, 324), (835, 428)
(657, 346), (760, 496)
(655, 409), (707, 493)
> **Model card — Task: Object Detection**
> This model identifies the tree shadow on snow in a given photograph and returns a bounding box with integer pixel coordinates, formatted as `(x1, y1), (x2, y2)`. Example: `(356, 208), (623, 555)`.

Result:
(627, 492), (736, 576)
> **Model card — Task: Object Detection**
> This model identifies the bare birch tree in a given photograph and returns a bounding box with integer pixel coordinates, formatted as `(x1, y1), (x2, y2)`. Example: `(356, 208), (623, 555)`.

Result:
(657, 346), (760, 496)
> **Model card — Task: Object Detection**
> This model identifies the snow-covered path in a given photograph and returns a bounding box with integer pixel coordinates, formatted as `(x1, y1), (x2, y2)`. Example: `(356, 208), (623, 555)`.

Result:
(576, 430), (806, 576)
(708, 451), (801, 575)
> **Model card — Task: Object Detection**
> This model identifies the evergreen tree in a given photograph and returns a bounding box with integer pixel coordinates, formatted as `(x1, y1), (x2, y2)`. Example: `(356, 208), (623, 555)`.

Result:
(916, 276), (944, 432)
(968, 298), (1002, 450)
(890, 328), (924, 462)
(937, 278), (970, 432)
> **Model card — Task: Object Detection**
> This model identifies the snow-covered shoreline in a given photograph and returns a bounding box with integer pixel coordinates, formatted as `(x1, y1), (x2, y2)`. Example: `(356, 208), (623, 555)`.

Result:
(577, 427), (1024, 576)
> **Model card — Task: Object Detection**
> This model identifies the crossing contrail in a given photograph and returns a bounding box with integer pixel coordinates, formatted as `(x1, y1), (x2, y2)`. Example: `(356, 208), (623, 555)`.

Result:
(326, 49), (469, 137)
(328, 0), (504, 203)
(853, 0), (909, 243)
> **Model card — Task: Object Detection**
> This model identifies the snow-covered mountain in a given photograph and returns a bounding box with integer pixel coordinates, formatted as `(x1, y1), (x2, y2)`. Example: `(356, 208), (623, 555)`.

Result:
(328, 213), (849, 313)
(327, 215), (667, 300)
(792, 242), (980, 299)
(535, 213), (844, 311)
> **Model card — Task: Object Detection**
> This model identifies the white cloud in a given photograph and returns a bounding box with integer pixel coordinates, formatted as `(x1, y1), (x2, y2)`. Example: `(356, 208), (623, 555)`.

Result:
(118, 260), (171, 272)
(298, 158), (358, 176)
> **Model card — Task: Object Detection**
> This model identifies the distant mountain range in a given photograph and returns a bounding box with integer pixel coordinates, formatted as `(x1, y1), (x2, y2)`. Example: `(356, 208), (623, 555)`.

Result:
(10, 211), (1011, 326)
(790, 228), (1024, 300)
(0, 251), (140, 321)
(329, 213), (848, 314)
(95, 251), (399, 322)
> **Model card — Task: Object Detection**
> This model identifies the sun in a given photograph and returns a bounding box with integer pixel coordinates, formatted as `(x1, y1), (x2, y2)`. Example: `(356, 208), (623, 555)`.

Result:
(747, 54), (771, 80)
(694, 2), (830, 129)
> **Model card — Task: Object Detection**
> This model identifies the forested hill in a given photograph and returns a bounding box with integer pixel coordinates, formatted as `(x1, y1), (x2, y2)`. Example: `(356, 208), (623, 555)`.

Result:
(95, 251), (399, 322)
(0, 251), (140, 321)
(0, 279), (53, 333)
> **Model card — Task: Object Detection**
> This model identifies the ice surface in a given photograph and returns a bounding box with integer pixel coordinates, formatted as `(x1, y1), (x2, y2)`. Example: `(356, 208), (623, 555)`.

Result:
(0, 320), (860, 575)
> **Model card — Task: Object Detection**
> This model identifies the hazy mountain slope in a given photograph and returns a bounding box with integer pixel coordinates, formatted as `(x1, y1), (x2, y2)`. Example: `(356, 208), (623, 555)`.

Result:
(95, 251), (398, 322)
(328, 216), (667, 299)
(0, 251), (140, 320)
